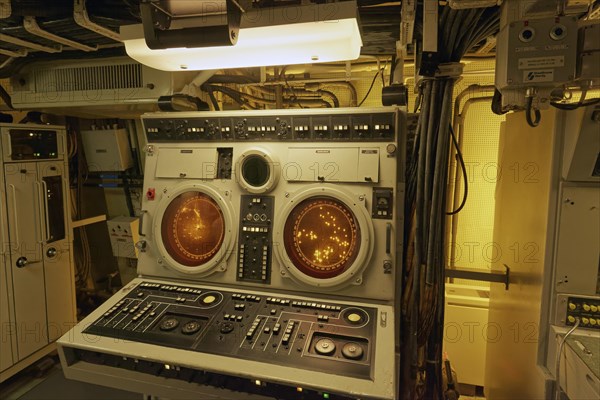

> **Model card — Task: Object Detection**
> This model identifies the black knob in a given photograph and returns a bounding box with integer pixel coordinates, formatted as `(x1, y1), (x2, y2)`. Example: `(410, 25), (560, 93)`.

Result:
(46, 248), (57, 258)
(16, 257), (28, 268)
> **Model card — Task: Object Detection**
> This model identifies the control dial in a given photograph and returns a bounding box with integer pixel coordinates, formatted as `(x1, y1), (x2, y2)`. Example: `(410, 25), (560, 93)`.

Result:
(182, 321), (202, 335)
(159, 318), (179, 331)
(342, 342), (364, 360)
(315, 338), (336, 356)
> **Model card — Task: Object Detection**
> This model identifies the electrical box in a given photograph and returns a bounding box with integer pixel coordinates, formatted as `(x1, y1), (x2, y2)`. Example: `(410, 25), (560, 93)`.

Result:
(496, 15), (578, 90)
(562, 105), (600, 182)
(107, 216), (140, 259)
(80, 128), (134, 171)
(577, 22), (600, 84)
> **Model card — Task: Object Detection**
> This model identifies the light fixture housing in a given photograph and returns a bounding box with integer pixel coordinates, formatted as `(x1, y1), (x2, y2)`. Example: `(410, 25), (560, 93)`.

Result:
(121, 1), (362, 71)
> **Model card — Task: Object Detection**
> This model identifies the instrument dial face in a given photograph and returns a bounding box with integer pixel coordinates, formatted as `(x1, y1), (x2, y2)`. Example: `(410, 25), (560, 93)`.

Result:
(283, 196), (360, 279)
(160, 191), (225, 267)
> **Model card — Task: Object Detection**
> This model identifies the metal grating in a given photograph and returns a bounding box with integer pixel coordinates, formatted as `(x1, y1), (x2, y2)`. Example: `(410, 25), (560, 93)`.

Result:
(33, 63), (143, 92)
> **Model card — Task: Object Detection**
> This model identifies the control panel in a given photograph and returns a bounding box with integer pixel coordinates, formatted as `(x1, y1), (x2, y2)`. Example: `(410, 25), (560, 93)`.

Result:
(83, 281), (377, 383)
(237, 196), (275, 283)
(144, 112), (396, 142)
(565, 296), (600, 329)
(556, 294), (600, 330)
(59, 108), (402, 400)
(4, 128), (59, 160)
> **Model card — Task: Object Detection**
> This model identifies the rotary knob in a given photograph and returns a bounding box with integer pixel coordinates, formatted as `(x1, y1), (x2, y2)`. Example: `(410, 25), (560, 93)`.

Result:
(159, 318), (179, 331)
(220, 322), (235, 334)
(314, 338), (336, 356)
(182, 320), (202, 335)
(342, 342), (364, 360)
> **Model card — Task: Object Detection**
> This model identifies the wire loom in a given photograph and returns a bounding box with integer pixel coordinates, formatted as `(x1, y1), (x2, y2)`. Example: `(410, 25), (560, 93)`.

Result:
(400, 4), (500, 400)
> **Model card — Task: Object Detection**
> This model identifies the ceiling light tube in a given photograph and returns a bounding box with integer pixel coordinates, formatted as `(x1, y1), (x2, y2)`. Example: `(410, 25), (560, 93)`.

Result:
(121, 1), (362, 71)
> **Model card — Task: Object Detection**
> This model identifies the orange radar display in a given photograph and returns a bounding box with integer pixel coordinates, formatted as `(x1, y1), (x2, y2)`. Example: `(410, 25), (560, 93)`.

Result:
(161, 191), (225, 266)
(284, 196), (360, 279)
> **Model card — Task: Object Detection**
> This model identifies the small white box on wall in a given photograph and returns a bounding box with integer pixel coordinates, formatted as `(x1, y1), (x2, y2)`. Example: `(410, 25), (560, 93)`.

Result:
(107, 216), (140, 259)
(81, 128), (134, 171)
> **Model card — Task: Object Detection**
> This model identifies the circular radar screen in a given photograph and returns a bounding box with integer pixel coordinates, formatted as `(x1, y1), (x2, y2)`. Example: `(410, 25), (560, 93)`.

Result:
(161, 191), (225, 267)
(284, 196), (360, 279)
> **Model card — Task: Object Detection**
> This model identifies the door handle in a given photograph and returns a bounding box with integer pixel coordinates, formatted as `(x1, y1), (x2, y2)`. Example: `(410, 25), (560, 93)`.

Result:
(16, 256), (40, 268)
(34, 181), (45, 243)
(0, 186), (4, 254)
(585, 374), (600, 397)
(4, 133), (12, 158)
(41, 180), (51, 242)
(8, 184), (19, 245)
(139, 210), (146, 236)
(386, 223), (392, 254)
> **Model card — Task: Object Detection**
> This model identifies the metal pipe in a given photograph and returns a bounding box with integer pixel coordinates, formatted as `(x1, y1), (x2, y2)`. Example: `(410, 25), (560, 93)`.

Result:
(23, 16), (97, 51)
(191, 70), (217, 87)
(0, 48), (27, 57)
(0, 33), (60, 53)
(74, 0), (121, 42)
(0, 56), (16, 70)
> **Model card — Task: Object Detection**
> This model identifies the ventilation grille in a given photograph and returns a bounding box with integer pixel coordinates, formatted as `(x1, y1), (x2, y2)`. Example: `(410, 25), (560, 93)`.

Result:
(33, 63), (143, 93)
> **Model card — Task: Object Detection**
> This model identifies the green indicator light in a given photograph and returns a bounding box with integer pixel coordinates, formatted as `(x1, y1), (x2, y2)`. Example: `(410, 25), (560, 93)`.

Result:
(323, 394), (330, 399)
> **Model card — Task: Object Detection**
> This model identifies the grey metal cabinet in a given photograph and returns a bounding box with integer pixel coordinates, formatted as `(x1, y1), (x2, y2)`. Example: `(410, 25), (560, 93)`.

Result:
(0, 124), (75, 380)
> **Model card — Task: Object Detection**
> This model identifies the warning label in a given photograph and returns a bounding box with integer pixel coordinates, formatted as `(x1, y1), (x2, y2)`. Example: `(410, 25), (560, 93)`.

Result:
(518, 56), (564, 69)
(523, 70), (554, 83)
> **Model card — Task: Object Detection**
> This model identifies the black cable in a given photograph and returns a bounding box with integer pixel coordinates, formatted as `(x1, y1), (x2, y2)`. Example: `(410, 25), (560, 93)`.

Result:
(446, 124), (468, 215)
(0, 84), (14, 109)
(551, 97), (600, 110)
(202, 84), (256, 109)
(491, 88), (509, 115)
(389, 55), (396, 86)
(525, 96), (541, 128)
(319, 89), (339, 108)
(283, 74), (304, 108)
(207, 89), (220, 111)
(413, 81), (424, 113)
(358, 69), (381, 107)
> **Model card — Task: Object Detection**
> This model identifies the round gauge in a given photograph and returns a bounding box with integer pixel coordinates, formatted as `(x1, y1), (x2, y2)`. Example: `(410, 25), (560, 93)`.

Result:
(161, 191), (224, 266)
(284, 196), (360, 279)
(236, 148), (279, 193)
(274, 186), (374, 289)
(154, 183), (234, 275)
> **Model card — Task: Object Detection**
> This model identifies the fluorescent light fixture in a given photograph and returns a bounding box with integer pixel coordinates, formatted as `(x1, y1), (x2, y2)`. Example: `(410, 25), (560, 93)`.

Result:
(121, 2), (362, 71)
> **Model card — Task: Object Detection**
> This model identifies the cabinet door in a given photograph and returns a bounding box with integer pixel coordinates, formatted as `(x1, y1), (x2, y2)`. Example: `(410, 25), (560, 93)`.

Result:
(0, 165), (15, 371)
(38, 161), (76, 341)
(4, 163), (48, 360)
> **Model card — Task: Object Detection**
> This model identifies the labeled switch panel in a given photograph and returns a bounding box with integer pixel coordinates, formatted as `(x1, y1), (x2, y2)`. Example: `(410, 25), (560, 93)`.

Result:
(216, 147), (233, 179)
(561, 295), (600, 330)
(372, 188), (394, 219)
(144, 112), (396, 142)
(237, 196), (275, 283)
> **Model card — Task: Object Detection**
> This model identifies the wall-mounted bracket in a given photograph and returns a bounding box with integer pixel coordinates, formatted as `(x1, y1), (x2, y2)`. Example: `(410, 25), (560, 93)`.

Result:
(446, 264), (510, 290)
